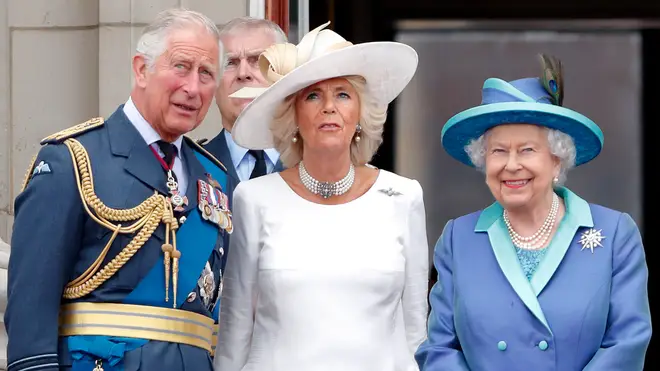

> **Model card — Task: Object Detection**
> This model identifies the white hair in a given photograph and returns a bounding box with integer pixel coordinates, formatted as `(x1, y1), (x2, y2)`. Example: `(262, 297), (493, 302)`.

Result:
(464, 126), (576, 184)
(136, 8), (221, 72)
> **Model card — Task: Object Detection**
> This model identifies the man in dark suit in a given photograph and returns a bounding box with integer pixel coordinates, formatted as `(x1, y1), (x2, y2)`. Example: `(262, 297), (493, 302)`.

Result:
(204, 17), (287, 203)
(5, 8), (230, 371)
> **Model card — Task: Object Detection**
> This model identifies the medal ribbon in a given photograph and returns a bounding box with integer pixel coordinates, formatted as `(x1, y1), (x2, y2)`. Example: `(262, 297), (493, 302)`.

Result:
(149, 145), (176, 173)
(149, 143), (183, 307)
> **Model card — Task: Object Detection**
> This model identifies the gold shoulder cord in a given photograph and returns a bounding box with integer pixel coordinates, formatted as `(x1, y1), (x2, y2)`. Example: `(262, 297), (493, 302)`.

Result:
(61, 138), (182, 306)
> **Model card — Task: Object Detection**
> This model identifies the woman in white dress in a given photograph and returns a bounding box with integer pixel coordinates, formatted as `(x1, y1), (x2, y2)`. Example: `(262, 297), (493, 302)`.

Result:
(213, 22), (429, 371)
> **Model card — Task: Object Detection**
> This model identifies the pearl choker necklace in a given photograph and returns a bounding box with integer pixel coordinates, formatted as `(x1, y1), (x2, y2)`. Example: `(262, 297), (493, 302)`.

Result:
(299, 161), (355, 199)
(503, 193), (559, 250)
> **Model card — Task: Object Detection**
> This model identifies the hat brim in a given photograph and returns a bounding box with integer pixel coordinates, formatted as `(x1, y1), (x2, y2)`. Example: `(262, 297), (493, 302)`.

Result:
(441, 102), (605, 167)
(231, 42), (418, 150)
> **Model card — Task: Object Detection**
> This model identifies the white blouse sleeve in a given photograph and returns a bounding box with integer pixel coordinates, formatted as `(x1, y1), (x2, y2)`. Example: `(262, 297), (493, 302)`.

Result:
(402, 180), (430, 356)
(214, 184), (261, 371)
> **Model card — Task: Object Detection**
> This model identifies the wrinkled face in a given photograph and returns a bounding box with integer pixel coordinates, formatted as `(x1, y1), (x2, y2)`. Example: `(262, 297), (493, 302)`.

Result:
(136, 27), (219, 140)
(295, 77), (361, 157)
(217, 29), (276, 130)
(484, 124), (560, 211)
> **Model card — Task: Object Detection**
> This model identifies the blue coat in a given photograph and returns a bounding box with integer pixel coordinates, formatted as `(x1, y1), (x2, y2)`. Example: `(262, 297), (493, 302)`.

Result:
(5, 106), (230, 371)
(416, 187), (651, 371)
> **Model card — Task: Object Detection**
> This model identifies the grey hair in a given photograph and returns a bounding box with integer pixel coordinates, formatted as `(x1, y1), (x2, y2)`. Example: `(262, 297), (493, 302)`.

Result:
(136, 8), (221, 72)
(218, 17), (288, 72)
(219, 17), (288, 43)
(270, 76), (388, 168)
(464, 127), (576, 184)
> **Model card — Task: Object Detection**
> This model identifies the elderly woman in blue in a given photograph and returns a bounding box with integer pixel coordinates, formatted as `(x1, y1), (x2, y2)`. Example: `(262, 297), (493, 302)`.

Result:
(416, 54), (651, 371)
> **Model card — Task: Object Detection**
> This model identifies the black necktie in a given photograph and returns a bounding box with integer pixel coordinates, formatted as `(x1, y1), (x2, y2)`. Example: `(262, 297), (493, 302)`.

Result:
(156, 140), (178, 182)
(248, 150), (267, 179)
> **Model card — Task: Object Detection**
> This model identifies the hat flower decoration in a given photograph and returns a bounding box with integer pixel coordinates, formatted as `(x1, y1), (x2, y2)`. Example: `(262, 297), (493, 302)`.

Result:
(229, 21), (418, 150)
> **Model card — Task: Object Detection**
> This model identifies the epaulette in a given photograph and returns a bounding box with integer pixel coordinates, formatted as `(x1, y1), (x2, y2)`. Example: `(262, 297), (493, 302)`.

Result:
(185, 136), (228, 172)
(40, 117), (105, 145)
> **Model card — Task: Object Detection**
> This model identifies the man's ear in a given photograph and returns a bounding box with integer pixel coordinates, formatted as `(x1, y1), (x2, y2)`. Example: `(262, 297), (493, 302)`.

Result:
(133, 54), (149, 88)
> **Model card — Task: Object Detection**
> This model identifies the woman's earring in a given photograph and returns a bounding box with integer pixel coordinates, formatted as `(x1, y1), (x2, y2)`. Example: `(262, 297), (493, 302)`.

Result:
(292, 128), (299, 143)
(354, 124), (362, 143)
(553, 176), (559, 183)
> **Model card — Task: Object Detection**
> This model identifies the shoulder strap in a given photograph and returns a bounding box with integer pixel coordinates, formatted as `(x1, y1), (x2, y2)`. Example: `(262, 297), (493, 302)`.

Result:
(184, 136), (228, 172)
(40, 117), (105, 145)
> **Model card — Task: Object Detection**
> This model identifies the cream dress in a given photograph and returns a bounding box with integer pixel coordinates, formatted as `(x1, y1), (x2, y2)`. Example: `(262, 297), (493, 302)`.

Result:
(213, 170), (429, 371)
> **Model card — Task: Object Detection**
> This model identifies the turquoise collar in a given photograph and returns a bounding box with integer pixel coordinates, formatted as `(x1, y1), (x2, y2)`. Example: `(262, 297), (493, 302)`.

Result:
(475, 186), (593, 232)
(473, 186), (593, 333)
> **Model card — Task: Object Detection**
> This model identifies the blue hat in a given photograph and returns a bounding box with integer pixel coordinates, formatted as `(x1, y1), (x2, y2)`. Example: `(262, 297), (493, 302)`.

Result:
(441, 55), (604, 167)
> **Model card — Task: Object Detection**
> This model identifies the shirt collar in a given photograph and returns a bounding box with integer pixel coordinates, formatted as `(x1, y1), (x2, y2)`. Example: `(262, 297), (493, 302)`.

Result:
(223, 129), (280, 167)
(123, 97), (183, 157)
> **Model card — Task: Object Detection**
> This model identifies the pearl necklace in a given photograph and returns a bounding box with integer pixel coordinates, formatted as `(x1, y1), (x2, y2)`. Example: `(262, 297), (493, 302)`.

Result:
(503, 193), (559, 250)
(299, 161), (355, 199)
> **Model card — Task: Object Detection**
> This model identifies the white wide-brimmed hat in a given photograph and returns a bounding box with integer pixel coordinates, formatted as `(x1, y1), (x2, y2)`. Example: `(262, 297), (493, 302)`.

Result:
(229, 21), (419, 150)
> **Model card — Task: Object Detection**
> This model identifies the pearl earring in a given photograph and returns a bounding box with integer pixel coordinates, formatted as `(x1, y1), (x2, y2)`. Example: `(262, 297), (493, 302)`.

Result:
(553, 176), (559, 183)
(292, 128), (299, 143)
(354, 124), (362, 143)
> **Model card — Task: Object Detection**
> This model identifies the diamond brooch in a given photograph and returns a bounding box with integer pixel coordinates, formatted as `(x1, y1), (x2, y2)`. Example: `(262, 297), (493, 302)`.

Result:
(579, 228), (606, 253)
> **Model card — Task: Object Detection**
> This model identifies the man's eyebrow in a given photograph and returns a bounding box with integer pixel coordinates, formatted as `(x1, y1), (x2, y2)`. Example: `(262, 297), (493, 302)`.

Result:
(225, 49), (265, 58)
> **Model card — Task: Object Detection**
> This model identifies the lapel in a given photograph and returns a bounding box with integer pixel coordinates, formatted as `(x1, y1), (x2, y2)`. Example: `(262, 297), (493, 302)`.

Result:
(530, 187), (594, 295)
(180, 140), (207, 215)
(476, 204), (551, 333)
(475, 187), (595, 334)
(107, 106), (169, 195)
(204, 129), (240, 182)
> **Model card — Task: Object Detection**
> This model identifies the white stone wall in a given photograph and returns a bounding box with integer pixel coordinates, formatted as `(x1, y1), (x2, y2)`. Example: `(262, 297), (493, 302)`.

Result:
(0, 1), (251, 368)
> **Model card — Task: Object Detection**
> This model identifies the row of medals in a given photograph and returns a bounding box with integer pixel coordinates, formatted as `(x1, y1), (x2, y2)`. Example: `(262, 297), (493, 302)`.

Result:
(166, 169), (227, 309)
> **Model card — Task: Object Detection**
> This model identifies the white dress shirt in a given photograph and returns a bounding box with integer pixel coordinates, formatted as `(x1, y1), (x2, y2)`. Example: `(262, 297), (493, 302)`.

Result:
(214, 170), (430, 371)
(123, 97), (187, 195)
(223, 129), (280, 181)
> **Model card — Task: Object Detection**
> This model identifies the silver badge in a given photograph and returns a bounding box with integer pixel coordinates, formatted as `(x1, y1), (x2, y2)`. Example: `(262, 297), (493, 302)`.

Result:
(197, 262), (216, 308)
(379, 187), (402, 197)
(579, 228), (606, 253)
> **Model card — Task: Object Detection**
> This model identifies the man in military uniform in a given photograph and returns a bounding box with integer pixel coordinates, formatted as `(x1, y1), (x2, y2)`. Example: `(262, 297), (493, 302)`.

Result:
(5, 8), (230, 371)
(203, 17), (288, 203)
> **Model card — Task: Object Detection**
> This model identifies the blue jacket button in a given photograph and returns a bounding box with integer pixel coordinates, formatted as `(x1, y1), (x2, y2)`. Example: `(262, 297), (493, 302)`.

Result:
(538, 340), (548, 350)
(497, 341), (507, 351)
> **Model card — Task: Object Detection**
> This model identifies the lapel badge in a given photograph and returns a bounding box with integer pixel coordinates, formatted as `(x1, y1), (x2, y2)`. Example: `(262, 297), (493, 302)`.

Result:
(579, 228), (606, 253)
(379, 187), (402, 197)
(32, 161), (51, 176)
